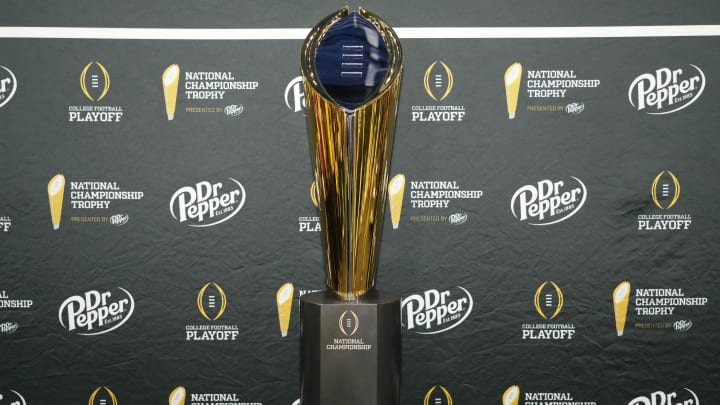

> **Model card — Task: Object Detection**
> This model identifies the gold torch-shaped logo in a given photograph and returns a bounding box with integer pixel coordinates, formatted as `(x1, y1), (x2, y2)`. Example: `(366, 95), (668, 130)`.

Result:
(502, 385), (520, 405)
(301, 6), (403, 300)
(504, 63), (522, 119)
(162, 64), (180, 120)
(169, 386), (186, 405)
(48, 174), (66, 230)
(388, 173), (406, 230)
(613, 281), (631, 336)
(276, 282), (294, 337)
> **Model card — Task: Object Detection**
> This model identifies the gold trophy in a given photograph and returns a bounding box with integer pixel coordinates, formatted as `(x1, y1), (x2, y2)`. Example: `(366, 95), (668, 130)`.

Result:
(301, 6), (402, 300)
(299, 7), (403, 405)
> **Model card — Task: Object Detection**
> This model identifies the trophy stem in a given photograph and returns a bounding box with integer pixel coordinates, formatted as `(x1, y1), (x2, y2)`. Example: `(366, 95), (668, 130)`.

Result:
(344, 111), (356, 300)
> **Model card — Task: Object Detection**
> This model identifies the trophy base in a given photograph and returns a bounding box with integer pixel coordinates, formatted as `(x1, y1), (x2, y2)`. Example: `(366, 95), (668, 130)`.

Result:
(299, 290), (401, 405)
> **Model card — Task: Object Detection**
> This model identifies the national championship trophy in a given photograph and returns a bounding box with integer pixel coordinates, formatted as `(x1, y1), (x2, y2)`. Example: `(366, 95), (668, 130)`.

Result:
(299, 7), (403, 405)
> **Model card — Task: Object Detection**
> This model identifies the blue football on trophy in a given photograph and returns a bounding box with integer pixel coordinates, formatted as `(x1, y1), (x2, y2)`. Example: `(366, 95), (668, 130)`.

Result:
(315, 11), (390, 109)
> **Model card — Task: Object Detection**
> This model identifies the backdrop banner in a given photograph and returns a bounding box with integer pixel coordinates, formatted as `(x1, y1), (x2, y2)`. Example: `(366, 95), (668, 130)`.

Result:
(0, 2), (718, 405)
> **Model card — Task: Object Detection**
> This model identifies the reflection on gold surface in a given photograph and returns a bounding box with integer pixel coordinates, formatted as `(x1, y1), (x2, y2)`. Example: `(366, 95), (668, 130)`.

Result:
(301, 7), (403, 299)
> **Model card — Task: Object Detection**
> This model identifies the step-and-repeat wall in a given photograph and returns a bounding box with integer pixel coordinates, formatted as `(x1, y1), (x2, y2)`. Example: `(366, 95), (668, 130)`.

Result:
(1, 1), (719, 404)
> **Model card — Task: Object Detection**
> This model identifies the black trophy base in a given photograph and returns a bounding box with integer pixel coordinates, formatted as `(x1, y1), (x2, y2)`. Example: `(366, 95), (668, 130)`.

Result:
(300, 290), (401, 405)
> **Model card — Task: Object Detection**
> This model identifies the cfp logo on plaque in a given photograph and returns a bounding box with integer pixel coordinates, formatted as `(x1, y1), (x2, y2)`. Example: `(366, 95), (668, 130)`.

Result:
(424, 386), (452, 405)
(89, 386), (118, 405)
(80, 61), (110, 102)
(534, 281), (564, 320)
(0, 66), (18, 109)
(651, 170), (680, 210)
(0, 390), (27, 405)
(628, 388), (699, 405)
(169, 386), (186, 405)
(197, 282), (227, 321)
(423, 61), (453, 101)
(285, 76), (305, 113)
(629, 65), (705, 114)
(503, 385), (520, 405)
(338, 310), (359, 336)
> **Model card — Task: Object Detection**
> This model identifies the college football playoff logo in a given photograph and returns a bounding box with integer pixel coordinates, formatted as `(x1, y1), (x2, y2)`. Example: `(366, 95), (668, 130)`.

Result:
(80, 61), (111, 102)
(651, 170), (680, 210)
(197, 282), (228, 321)
(424, 61), (454, 101)
(534, 281), (564, 320)
(424, 385), (453, 405)
(338, 310), (359, 336)
(88, 386), (118, 405)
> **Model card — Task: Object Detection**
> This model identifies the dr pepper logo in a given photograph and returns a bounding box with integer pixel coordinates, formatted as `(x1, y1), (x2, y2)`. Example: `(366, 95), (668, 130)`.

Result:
(629, 64), (705, 114)
(59, 288), (135, 335)
(511, 177), (587, 226)
(0, 66), (17, 108)
(170, 178), (246, 227)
